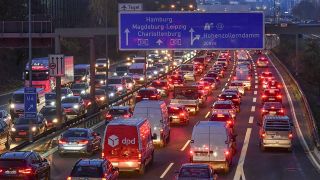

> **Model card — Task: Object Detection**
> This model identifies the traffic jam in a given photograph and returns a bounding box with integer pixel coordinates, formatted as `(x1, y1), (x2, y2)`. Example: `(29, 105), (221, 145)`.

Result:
(0, 49), (293, 180)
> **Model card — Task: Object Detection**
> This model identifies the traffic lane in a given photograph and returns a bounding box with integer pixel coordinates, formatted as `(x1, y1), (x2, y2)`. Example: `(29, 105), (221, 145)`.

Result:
(243, 53), (319, 179)
(48, 55), (235, 180)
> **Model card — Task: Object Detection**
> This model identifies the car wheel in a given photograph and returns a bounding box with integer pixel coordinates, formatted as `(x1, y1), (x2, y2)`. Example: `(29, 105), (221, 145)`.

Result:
(138, 163), (145, 175)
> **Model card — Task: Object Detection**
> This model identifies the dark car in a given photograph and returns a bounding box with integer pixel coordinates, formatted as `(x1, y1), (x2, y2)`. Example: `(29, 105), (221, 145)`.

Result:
(210, 112), (235, 128)
(0, 151), (50, 180)
(259, 71), (274, 84)
(218, 92), (241, 109)
(58, 128), (101, 156)
(40, 106), (67, 128)
(267, 80), (282, 90)
(205, 72), (221, 84)
(261, 89), (282, 103)
(168, 75), (185, 87)
(175, 163), (217, 180)
(68, 159), (119, 180)
(71, 82), (89, 96)
(168, 104), (189, 125)
(11, 115), (47, 141)
(261, 102), (285, 117)
(136, 88), (161, 103)
(151, 80), (170, 96)
(95, 74), (107, 87)
(105, 106), (133, 123)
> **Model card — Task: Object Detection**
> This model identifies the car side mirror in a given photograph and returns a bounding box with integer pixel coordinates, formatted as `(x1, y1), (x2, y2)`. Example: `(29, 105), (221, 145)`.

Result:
(190, 140), (194, 143)
(152, 133), (157, 140)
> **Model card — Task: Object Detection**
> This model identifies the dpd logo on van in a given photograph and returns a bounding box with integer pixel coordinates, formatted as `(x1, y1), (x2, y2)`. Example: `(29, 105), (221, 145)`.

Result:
(108, 135), (136, 147)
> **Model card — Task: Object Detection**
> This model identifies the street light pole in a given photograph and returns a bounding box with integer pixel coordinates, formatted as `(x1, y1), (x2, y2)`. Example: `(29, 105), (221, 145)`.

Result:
(28, 0), (32, 87)
(105, 0), (109, 105)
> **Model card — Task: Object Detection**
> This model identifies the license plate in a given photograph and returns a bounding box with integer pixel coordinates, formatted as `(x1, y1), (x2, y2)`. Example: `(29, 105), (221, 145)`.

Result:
(269, 111), (276, 115)
(143, 98), (149, 100)
(18, 132), (27, 135)
(5, 170), (17, 174)
(269, 98), (275, 100)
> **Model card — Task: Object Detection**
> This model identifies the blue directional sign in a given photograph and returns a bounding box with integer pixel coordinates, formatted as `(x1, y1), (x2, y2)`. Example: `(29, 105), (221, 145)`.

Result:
(24, 87), (37, 119)
(119, 12), (264, 50)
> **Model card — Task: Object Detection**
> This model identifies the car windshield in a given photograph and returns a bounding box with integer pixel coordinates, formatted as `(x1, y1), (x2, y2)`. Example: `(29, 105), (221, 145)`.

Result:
(213, 103), (232, 109)
(45, 93), (56, 100)
(62, 97), (79, 103)
(109, 109), (128, 115)
(179, 167), (210, 178)
(95, 90), (105, 95)
(71, 165), (103, 177)
(12, 94), (24, 103)
(71, 84), (86, 89)
(108, 78), (122, 84)
(14, 118), (37, 125)
(138, 89), (155, 96)
(116, 66), (128, 71)
(96, 59), (106, 64)
(203, 78), (215, 83)
(193, 58), (205, 63)
(0, 159), (27, 168)
(63, 129), (88, 138)
(40, 108), (56, 116)
(96, 74), (105, 79)
(74, 69), (87, 76)
(129, 69), (144, 74)
(180, 64), (193, 71)
(264, 90), (280, 95)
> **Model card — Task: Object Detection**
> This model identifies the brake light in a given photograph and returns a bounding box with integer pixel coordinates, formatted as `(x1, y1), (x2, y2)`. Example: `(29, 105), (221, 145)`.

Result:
(279, 109), (284, 113)
(136, 95), (141, 98)
(227, 120), (232, 125)
(205, 86), (210, 90)
(248, 76), (251, 80)
(0, 169), (3, 173)
(124, 114), (131, 118)
(277, 95), (282, 99)
(262, 94), (267, 98)
(189, 150), (194, 155)
(88, 101), (92, 106)
(59, 139), (67, 145)
(105, 114), (112, 119)
(78, 140), (89, 145)
(271, 106), (275, 109)
(277, 85), (281, 88)
(101, 152), (105, 158)
(150, 95), (157, 98)
(289, 133), (293, 139)
(18, 168), (32, 174)
(224, 150), (230, 156)
(67, 177), (72, 180)
(138, 153), (142, 159)
(233, 76), (237, 80)
(261, 132), (266, 138)
(180, 113), (185, 117)
(262, 109), (267, 112)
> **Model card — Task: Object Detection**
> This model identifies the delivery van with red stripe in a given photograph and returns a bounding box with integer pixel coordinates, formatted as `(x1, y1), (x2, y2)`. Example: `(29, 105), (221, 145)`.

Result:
(102, 118), (155, 174)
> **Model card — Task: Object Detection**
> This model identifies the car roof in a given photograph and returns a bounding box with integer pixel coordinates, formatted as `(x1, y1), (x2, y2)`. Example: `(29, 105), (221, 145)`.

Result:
(181, 163), (210, 168)
(139, 87), (156, 91)
(108, 118), (146, 126)
(110, 106), (130, 110)
(76, 159), (104, 167)
(263, 102), (282, 108)
(0, 151), (32, 159)
(214, 100), (233, 104)
(67, 128), (89, 132)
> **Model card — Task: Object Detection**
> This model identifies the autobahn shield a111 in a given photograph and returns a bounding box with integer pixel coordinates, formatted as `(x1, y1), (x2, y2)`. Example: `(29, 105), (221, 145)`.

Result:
(119, 12), (264, 50)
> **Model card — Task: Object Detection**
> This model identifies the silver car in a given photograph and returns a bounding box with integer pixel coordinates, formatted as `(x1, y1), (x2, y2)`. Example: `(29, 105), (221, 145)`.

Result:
(61, 96), (85, 117)
(58, 128), (101, 156)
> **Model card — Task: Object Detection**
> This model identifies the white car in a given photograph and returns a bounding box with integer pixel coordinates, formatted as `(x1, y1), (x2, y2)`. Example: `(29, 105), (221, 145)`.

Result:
(228, 80), (245, 95)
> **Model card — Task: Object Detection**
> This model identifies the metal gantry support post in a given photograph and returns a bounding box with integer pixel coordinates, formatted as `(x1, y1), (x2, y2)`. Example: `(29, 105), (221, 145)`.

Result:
(89, 37), (96, 112)
(295, 34), (299, 76)
(105, 0), (109, 106)
(28, 0), (33, 143)
(55, 36), (62, 133)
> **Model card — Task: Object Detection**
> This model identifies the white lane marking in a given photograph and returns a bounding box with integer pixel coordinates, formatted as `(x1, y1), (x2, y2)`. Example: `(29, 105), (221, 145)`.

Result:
(268, 54), (320, 170)
(255, 80), (258, 84)
(222, 88), (225, 92)
(255, 85), (258, 89)
(255, 73), (257, 76)
(160, 163), (174, 178)
(255, 76), (258, 80)
(205, 111), (211, 118)
(228, 78), (230, 81)
(180, 140), (191, 151)
(248, 116), (254, 124)
(251, 106), (256, 112)
(254, 91), (257, 95)
(233, 128), (252, 180)
(225, 83), (228, 87)
(253, 98), (257, 103)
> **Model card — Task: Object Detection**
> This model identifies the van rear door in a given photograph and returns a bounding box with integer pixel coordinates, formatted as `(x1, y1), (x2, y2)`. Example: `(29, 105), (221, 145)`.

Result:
(104, 125), (140, 161)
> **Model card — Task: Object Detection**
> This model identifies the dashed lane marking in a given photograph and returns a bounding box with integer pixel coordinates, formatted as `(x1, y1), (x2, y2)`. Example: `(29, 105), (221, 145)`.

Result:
(160, 163), (174, 178)
(180, 140), (191, 151)
(249, 116), (254, 124)
(251, 106), (256, 112)
(254, 91), (257, 95)
(205, 111), (210, 118)
(253, 98), (257, 103)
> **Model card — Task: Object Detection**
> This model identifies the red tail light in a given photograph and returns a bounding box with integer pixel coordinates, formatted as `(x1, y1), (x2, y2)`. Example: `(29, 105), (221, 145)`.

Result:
(261, 132), (266, 138)
(277, 95), (282, 99)
(224, 150), (230, 156)
(59, 139), (67, 145)
(123, 114), (131, 118)
(233, 76), (237, 80)
(101, 152), (105, 158)
(262, 109), (267, 112)
(0, 169), (3, 173)
(227, 120), (232, 125)
(136, 95), (141, 98)
(78, 140), (89, 145)
(279, 109), (284, 113)
(262, 94), (267, 98)
(105, 114), (112, 120)
(18, 168), (32, 174)
(248, 76), (251, 80)
(88, 101), (92, 106)
(189, 150), (194, 155)
(289, 133), (293, 139)
(180, 113), (185, 117)
(67, 177), (72, 180)
(150, 95), (157, 98)
(138, 153), (142, 160)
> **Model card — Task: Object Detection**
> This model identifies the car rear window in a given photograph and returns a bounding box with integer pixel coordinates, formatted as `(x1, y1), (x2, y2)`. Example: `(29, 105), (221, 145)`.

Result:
(63, 130), (88, 138)
(71, 165), (103, 177)
(152, 81), (166, 87)
(213, 104), (232, 109)
(109, 109), (128, 115)
(0, 159), (26, 167)
(179, 167), (210, 178)
(138, 89), (155, 96)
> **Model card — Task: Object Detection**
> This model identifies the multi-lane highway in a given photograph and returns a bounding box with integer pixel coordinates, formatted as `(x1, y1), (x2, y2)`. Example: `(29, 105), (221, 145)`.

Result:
(25, 51), (318, 180)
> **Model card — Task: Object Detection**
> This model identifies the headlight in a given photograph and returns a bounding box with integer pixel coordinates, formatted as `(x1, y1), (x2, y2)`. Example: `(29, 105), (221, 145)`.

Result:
(61, 96), (66, 99)
(95, 64), (98, 67)
(124, 73), (128, 76)
(100, 96), (105, 101)
(109, 92), (114, 97)
(100, 80), (104, 84)
(132, 60), (135, 63)
(160, 68), (164, 72)
(117, 86), (123, 91)
(173, 62), (178, 66)
(128, 83), (133, 88)
(155, 50), (159, 53)
(126, 57), (130, 61)
(81, 90), (85, 94)
(10, 104), (15, 109)
(139, 77), (144, 81)
(154, 127), (157, 130)
(103, 64), (107, 67)
(153, 71), (158, 75)
(11, 127), (16, 132)
(148, 75), (152, 79)
(164, 56), (168, 60)
(73, 104), (79, 109)
(81, 76), (86, 81)
(50, 102), (55, 106)
(53, 118), (58, 123)
(113, 72), (117, 76)
(31, 126), (37, 132)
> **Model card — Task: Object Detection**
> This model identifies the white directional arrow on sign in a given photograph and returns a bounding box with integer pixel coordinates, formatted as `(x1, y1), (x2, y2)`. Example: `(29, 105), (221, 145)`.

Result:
(189, 28), (200, 46)
(124, 28), (130, 46)
(156, 39), (163, 46)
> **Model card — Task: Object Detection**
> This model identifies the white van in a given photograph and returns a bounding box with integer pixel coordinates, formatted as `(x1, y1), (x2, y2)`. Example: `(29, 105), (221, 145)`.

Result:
(133, 100), (170, 147)
(190, 121), (236, 173)
(234, 66), (251, 90)
(129, 63), (146, 85)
